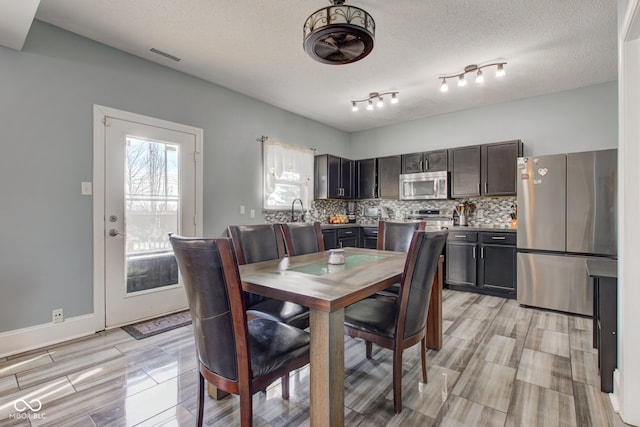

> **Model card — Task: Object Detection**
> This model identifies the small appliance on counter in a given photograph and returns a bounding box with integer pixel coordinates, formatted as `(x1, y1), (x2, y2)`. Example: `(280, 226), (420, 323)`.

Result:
(347, 201), (357, 223)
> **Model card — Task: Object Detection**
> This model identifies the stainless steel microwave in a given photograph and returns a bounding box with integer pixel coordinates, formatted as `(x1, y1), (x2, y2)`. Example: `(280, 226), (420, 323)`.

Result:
(399, 171), (449, 200)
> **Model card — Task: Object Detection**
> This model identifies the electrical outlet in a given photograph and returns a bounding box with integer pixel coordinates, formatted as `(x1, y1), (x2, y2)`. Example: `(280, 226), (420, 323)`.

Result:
(249, 209), (255, 219)
(52, 308), (64, 324)
(240, 205), (245, 215)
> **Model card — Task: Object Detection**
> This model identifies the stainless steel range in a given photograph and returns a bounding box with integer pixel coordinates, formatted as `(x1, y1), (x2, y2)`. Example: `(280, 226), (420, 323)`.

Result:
(405, 209), (454, 230)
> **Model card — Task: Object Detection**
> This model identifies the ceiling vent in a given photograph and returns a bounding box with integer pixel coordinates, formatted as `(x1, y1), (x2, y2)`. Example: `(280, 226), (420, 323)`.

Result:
(149, 48), (181, 62)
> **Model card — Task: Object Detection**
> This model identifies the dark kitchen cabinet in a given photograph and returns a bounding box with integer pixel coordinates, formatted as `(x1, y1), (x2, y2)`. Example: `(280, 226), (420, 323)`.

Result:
(478, 232), (516, 295)
(361, 227), (378, 249)
(481, 140), (523, 196)
(322, 228), (360, 249)
(377, 155), (401, 199)
(402, 150), (448, 174)
(322, 229), (338, 249)
(448, 146), (481, 198)
(449, 141), (523, 198)
(315, 154), (353, 199)
(338, 227), (359, 248)
(356, 158), (376, 199)
(445, 231), (516, 298)
(445, 232), (478, 287)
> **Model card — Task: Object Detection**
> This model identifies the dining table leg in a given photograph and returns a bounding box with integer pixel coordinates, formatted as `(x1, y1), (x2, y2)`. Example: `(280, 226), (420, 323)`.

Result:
(309, 307), (344, 427)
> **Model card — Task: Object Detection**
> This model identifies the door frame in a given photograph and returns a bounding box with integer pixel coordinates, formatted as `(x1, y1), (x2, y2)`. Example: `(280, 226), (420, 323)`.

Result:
(93, 105), (203, 330)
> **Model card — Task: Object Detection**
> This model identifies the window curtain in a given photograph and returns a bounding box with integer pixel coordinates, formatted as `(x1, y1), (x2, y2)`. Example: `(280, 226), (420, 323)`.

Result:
(263, 140), (314, 210)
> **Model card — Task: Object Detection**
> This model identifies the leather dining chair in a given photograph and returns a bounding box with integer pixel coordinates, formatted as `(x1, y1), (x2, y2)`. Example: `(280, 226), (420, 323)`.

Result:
(228, 224), (309, 329)
(375, 220), (426, 297)
(169, 235), (310, 427)
(280, 221), (325, 256)
(343, 230), (448, 413)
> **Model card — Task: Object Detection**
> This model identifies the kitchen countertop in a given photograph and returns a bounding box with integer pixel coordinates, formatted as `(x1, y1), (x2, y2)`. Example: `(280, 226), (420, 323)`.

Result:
(320, 223), (517, 232)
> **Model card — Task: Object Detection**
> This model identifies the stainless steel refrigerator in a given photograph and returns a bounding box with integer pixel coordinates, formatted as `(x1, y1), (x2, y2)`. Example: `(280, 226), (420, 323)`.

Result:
(516, 149), (617, 316)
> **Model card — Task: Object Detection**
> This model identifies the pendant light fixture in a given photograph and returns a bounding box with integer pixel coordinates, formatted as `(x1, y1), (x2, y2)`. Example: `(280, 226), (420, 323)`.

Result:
(438, 62), (507, 92)
(303, 0), (375, 65)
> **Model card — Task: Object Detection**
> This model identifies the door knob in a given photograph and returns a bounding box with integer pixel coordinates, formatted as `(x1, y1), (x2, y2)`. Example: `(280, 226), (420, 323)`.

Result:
(108, 228), (125, 237)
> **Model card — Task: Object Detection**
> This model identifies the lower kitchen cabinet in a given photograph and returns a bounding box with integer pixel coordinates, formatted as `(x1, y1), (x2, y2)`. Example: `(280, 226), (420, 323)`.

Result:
(361, 227), (378, 249)
(322, 227), (360, 249)
(445, 231), (516, 298)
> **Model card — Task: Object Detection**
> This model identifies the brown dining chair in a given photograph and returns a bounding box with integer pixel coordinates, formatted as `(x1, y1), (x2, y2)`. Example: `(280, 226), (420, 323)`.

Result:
(343, 230), (448, 413)
(280, 221), (325, 256)
(375, 221), (426, 297)
(228, 224), (309, 329)
(169, 235), (310, 427)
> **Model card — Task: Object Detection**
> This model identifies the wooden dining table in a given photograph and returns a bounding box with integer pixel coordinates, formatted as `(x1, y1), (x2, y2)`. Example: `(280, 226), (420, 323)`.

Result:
(237, 247), (443, 427)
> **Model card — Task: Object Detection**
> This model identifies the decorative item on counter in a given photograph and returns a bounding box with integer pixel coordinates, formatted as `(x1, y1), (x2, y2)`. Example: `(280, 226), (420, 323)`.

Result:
(454, 201), (476, 226)
(510, 204), (518, 228)
(328, 249), (345, 265)
(328, 215), (349, 224)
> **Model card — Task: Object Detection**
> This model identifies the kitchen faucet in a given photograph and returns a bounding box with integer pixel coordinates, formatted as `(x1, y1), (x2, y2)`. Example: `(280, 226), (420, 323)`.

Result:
(291, 198), (304, 222)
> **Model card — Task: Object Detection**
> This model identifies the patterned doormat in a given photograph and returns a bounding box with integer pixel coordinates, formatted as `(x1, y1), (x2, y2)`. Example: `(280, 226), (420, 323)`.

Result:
(121, 310), (192, 340)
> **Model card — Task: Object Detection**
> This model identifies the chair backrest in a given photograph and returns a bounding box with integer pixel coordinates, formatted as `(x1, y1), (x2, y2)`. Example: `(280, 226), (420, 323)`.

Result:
(281, 222), (325, 256)
(396, 230), (448, 340)
(169, 235), (249, 383)
(228, 224), (285, 265)
(377, 221), (426, 252)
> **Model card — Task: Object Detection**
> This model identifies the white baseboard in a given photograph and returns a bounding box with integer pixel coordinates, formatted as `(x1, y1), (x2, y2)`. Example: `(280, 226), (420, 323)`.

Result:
(0, 314), (101, 358)
(610, 368), (621, 413)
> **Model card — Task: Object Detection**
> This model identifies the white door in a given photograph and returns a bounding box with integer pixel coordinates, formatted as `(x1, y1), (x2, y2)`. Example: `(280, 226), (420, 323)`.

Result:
(103, 114), (199, 327)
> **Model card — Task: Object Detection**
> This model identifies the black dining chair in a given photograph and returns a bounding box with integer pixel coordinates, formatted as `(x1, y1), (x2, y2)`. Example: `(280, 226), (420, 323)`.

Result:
(280, 221), (325, 256)
(374, 221), (426, 297)
(228, 224), (309, 329)
(169, 235), (310, 427)
(343, 230), (448, 413)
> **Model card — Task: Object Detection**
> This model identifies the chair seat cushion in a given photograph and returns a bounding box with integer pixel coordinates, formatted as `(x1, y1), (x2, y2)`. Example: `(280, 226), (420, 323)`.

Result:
(247, 299), (310, 329)
(344, 298), (397, 338)
(248, 318), (310, 378)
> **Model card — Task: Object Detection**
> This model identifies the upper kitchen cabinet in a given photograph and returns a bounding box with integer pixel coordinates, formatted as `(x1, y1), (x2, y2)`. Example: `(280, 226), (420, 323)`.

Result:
(481, 140), (523, 196)
(356, 158), (376, 199)
(402, 150), (448, 173)
(315, 154), (354, 199)
(377, 155), (401, 199)
(449, 140), (523, 198)
(449, 145), (481, 197)
(355, 155), (401, 200)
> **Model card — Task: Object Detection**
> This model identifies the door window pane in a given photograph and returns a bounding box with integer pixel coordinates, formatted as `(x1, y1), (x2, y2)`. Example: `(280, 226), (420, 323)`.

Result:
(125, 137), (180, 293)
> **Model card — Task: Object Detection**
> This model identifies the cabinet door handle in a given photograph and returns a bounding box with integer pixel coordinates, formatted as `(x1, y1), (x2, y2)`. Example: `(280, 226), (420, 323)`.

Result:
(454, 235), (467, 238)
(477, 183), (480, 194)
(491, 236), (506, 240)
(481, 247), (485, 258)
(473, 247), (476, 258)
(425, 158), (429, 170)
(344, 231), (353, 235)
(419, 160), (423, 171)
(485, 182), (488, 193)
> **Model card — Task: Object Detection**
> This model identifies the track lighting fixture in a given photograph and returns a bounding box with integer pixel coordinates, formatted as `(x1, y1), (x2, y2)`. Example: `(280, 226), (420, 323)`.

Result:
(351, 91), (399, 112)
(438, 62), (506, 92)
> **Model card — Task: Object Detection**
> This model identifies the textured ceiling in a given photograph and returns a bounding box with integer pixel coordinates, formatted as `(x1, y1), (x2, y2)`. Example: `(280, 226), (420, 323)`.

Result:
(29, 0), (617, 132)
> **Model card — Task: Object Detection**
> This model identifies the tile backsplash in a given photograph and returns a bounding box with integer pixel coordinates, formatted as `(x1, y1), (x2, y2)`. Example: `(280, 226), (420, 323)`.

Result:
(265, 197), (516, 226)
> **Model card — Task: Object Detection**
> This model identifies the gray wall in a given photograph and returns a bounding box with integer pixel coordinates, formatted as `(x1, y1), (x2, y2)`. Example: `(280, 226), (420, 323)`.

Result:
(0, 21), (349, 332)
(350, 81), (617, 159)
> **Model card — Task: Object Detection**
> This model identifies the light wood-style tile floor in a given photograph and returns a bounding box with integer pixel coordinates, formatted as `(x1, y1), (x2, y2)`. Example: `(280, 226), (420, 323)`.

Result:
(0, 290), (631, 426)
